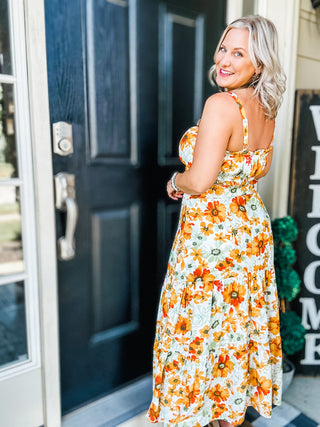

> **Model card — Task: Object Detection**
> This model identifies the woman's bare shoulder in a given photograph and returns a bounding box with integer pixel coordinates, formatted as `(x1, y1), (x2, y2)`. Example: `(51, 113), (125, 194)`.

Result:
(202, 92), (239, 120)
(206, 91), (234, 104)
(205, 92), (238, 112)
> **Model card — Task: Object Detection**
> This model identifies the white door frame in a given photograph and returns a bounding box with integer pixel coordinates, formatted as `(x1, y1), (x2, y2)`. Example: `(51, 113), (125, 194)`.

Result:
(0, 0), (58, 425)
(23, 0), (61, 425)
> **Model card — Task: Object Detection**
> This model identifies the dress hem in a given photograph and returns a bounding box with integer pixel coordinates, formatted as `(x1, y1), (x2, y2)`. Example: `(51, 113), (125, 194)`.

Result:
(146, 395), (282, 426)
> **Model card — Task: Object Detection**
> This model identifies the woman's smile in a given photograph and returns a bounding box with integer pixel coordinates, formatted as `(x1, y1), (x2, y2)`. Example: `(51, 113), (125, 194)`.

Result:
(219, 68), (234, 77)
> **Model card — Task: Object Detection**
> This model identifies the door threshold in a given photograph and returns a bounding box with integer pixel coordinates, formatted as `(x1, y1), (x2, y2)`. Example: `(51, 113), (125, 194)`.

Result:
(62, 375), (152, 427)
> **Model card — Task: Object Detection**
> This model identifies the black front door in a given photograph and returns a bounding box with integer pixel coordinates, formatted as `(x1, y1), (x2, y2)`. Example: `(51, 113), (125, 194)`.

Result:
(45, 0), (225, 413)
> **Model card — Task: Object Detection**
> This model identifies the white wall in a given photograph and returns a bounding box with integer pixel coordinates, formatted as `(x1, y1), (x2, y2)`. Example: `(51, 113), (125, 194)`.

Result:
(296, 0), (320, 89)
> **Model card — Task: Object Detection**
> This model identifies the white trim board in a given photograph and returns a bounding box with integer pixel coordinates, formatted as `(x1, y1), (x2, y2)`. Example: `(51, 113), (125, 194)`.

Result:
(254, 0), (300, 218)
(226, 0), (243, 24)
(24, 0), (61, 425)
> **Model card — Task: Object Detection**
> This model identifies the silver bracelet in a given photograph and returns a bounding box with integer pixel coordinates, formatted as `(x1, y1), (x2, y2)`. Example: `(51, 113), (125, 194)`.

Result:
(171, 171), (181, 192)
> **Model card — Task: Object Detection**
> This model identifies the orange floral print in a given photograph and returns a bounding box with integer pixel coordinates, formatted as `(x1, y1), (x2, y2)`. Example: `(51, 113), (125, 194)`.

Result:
(147, 402), (159, 421)
(213, 354), (234, 377)
(211, 402), (228, 419)
(199, 325), (210, 338)
(187, 267), (215, 291)
(216, 257), (234, 271)
(209, 185), (225, 195)
(175, 315), (192, 335)
(230, 248), (245, 262)
(194, 368), (207, 383)
(213, 330), (224, 342)
(214, 280), (223, 291)
(208, 384), (230, 402)
(165, 357), (181, 373)
(246, 232), (270, 256)
(272, 384), (280, 396)
(230, 196), (249, 221)
(204, 201), (227, 224)
(250, 370), (272, 398)
(176, 382), (201, 408)
(238, 224), (252, 235)
(191, 247), (203, 261)
(270, 336), (282, 357)
(268, 317), (280, 335)
(189, 207), (204, 221)
(221, 159), (237, 173)
(223, 282), (246, 308)
(181, 285), (193, 308)
(247, 271), (259, 293)
(200, 221), (214, 236)
(189, 336), (204, 359)
(222, 309), (238, 333)
(180, 219), (194, 240)
(147, 91), (282, 427)
(264, 269), (273, 293)
(249, 340), (259, 354)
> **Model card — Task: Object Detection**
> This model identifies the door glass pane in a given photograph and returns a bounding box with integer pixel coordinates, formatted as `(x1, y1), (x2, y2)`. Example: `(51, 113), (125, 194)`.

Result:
(0, 281), (28, 369)
(0, 84), (18, 178)
(0, 185), (24, 275)
(0, 1), (12, 75)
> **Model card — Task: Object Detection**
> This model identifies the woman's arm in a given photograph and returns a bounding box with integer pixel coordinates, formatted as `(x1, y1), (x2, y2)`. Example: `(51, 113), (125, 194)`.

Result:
(169, 93), (234, 197)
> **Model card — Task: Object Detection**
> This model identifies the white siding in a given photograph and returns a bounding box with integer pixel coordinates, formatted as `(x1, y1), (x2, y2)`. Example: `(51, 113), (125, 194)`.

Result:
(296, 0), (320, 89)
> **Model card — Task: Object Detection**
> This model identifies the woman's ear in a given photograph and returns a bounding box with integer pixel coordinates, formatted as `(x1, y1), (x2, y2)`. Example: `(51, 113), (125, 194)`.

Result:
(256, 64), (262, 75)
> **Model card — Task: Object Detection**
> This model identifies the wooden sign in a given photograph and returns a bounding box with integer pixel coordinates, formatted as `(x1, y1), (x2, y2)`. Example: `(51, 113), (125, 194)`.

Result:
(289, 89), (320, 374)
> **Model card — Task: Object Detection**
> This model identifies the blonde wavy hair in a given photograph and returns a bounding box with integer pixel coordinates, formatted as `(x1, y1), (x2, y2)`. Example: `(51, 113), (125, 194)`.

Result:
(208, 15), (286, 119)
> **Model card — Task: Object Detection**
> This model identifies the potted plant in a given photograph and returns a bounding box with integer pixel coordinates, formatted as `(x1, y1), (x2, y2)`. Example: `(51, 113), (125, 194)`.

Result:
(271, 216), (306, 394)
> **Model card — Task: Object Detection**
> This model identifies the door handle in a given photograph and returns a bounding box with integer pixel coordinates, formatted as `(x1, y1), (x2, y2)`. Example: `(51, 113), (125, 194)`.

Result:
(54, 172), (78, 260)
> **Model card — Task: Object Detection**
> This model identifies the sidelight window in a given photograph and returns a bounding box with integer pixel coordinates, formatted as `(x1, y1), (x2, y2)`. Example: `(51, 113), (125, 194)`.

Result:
(0, 0), (40, 375)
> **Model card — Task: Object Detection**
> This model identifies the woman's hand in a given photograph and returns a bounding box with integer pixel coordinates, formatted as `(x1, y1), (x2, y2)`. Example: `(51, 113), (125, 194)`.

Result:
(167, 178), (184, 201)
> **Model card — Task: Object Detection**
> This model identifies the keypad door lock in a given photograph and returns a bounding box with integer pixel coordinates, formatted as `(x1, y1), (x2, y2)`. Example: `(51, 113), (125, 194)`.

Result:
(53, 121), (73, 156)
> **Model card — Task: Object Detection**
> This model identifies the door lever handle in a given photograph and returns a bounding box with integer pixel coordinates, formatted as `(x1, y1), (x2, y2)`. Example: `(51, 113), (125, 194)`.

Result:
(54, 173), (78, 260)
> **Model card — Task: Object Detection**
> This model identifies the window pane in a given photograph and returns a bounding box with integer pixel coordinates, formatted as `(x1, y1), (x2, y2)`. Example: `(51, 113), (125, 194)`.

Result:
(0, 84), (18, 178)
(0, 281), (28, 369)
(0, 185), (24, 275)
(0, 1), (12, 75)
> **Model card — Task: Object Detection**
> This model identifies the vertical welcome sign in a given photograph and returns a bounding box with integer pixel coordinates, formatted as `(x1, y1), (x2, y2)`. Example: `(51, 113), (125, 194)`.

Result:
(289, 90), (320, 373)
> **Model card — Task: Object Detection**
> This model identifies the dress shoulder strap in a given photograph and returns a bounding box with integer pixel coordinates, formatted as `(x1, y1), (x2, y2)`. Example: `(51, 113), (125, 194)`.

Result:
(227, 91), (249, 149)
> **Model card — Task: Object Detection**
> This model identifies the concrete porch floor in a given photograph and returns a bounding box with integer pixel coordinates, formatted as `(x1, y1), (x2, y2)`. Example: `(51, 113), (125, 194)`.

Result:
(281, 375), (320, 423)
(118, 375), (320, 427)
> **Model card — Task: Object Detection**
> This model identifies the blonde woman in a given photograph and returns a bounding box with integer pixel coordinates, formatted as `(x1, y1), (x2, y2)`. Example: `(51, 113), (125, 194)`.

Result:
(147, 15), (286, 427)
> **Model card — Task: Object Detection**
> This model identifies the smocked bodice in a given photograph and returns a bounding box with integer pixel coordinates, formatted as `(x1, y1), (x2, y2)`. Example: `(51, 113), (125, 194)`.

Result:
(179, 126), (272, 189)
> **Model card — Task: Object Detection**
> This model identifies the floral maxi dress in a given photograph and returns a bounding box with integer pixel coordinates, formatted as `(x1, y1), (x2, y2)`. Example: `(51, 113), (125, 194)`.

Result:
(146, 92), (282, 427)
